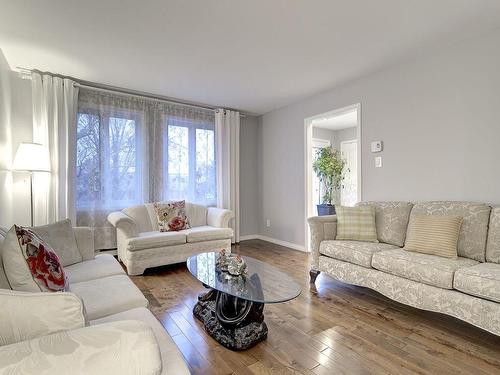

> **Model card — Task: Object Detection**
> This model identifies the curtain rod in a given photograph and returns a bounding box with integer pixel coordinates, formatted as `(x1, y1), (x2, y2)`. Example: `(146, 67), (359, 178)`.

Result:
(17, 67), (248, 117)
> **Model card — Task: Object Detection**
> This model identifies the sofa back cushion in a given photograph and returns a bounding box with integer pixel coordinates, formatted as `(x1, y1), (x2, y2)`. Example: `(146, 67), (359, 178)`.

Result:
(357, 202), (413, 246)
(185, 202), (208, 227)
(486, 207), (500, 263)
(30, 219), (82, 267)
(408, 201), (490, 262)
(123, 204), (154, 233)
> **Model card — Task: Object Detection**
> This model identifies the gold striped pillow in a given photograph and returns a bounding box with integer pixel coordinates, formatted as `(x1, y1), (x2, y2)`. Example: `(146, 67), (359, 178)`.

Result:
(336, 206), (378, 243)
(404, 215), (463, 258)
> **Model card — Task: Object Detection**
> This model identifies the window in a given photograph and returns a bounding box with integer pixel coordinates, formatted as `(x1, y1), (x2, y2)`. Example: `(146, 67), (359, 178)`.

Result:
(76, 111), (143, 209)
(164, 117), (216, 206)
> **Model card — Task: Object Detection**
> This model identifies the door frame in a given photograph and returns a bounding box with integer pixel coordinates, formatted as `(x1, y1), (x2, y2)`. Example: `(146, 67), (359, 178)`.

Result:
(304, 103), (362, 252)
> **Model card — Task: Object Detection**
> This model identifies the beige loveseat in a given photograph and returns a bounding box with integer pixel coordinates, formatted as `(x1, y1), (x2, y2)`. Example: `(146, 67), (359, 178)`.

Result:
(108, 202), (233, 275)
(0, 227), (190, 375)
(308, 201), (500, 336)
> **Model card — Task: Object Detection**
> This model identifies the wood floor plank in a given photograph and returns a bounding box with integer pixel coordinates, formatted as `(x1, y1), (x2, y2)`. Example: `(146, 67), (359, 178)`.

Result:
(130, 239), (500, 375)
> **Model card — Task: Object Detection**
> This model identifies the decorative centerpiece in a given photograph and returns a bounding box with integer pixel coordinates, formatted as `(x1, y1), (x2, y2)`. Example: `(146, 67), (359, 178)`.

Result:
(216, 249), (247, 276)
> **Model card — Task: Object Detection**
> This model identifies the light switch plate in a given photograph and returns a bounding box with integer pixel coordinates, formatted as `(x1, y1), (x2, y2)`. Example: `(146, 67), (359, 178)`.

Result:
(371, 141), (383, 153)
(375, 156), (382, 168)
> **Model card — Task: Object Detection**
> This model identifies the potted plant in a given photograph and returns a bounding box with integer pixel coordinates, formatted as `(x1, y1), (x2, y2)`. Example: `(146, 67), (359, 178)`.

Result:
(312, 146), (346, 216)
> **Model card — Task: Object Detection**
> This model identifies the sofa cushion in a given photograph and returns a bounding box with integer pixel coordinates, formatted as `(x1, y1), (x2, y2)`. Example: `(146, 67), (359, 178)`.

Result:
(153, 201), (191, 232)
(184, 226), (233, 243)
(91, 307), (190, 375)
(146, 202), (208, 230)
(69, 275), (148, 320)
(372, 249), (478, 289)
(486, 207), (500, 263)
(319, 240), (398, 268)
(454, 263), (500, 303)
(0, 320), (162, 375)
(126, 231), (186, 251)
(3, 225), (67, 292)
(65, 254), (125, 283)
(357, 202), (413, 247)
(404, 215), (463, 258)
(0, 289), (86, 346)
(408, 202), (491, 262)
(30, 219), (82, 266)
(336, 206), (378, 242)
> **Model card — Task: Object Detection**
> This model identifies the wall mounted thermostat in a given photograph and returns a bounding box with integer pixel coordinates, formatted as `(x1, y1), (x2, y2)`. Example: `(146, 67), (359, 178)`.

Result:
(371, 140), (383, 153)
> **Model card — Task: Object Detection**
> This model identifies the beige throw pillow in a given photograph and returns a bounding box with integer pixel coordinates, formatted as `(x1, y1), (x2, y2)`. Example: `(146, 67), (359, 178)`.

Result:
(404, 215), (463, 258)
(153, 200), (191, 232)
(336, 206), (378, 243)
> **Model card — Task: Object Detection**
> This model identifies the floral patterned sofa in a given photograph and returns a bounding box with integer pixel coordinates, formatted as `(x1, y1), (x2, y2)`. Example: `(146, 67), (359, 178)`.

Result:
(108, 202), (233, 275)
(308, 201), (500, 336)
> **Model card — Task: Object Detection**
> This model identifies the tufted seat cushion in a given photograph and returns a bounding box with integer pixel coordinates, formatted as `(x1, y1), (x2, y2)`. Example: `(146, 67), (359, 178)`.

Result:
(372, 249), (478, 289)
(454, 263), (500, 303)
(319, 240), (398, 268)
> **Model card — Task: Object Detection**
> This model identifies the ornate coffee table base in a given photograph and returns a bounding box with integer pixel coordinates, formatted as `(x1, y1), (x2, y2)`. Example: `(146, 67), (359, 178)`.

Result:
(193, 289), (268, 351)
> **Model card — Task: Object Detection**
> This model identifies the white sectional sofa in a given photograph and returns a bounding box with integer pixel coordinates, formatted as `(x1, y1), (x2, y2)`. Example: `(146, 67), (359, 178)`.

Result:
(308, 201), (500, 336)
(0, 227), (190, 375)
(108, 202), (233, 275)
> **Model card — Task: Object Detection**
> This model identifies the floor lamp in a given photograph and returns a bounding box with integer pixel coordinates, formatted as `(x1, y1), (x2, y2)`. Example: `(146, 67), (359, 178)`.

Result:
(12, 142), (51, 227)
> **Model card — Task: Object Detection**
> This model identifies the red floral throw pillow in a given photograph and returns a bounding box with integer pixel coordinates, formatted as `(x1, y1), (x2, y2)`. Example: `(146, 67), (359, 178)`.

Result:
(14, 225), (67, 292)
(153, 201), (191, 232)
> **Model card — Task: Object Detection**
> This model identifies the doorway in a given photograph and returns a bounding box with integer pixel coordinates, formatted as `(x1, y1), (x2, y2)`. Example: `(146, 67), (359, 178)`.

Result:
(304, 104), (362, 250)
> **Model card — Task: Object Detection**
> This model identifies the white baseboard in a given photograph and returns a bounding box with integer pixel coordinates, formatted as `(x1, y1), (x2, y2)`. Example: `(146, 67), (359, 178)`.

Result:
(239, 234), (307, 252)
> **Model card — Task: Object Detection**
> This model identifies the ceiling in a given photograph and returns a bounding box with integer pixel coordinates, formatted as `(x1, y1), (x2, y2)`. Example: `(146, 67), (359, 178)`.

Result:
(312, 110), (357, 131)
(1, 1), (500, 115)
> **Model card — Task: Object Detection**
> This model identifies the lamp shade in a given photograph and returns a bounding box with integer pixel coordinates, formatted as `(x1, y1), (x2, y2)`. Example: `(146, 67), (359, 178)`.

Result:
(12, 142), (51, 172)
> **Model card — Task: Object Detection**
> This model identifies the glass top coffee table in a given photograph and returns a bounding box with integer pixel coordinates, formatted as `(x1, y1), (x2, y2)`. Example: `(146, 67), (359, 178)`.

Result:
(187, 251), (301, 350)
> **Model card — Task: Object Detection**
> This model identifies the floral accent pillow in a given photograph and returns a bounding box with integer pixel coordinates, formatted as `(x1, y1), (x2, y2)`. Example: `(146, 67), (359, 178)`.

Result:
(13, 225), (68, 292)
(153, 201), (191, 232)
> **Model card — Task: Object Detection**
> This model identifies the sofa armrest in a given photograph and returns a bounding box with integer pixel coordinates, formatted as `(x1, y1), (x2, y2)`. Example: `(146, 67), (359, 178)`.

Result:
(0, 289), (86, 346)
(307, 215), (337, 270)
(108, 211), (139, 238)
(0, 320), (162, 375)
(207, 207), (234, 228)
(74, 226), (95, 261)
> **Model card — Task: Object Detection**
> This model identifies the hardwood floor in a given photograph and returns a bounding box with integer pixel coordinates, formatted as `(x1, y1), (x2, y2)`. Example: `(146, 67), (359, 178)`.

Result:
(130, 239), (500, 375)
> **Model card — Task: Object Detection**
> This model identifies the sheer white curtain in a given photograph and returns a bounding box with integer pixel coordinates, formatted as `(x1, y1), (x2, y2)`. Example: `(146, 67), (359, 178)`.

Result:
(76, 89), (216, 249)
(215, 109), (240, 243)
(31, 73), (79, 226)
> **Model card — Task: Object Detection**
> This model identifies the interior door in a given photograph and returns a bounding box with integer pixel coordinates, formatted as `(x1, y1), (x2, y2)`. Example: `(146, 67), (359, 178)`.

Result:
(340, 140), (358, 206)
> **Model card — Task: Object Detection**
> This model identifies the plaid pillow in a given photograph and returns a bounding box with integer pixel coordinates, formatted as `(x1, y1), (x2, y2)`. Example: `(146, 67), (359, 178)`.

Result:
(336, 206), (378, 242)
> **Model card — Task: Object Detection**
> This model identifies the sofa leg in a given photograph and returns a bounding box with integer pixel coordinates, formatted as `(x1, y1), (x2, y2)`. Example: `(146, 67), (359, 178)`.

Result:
(127, 266), (146, 276)
(309, 270), (320, 284)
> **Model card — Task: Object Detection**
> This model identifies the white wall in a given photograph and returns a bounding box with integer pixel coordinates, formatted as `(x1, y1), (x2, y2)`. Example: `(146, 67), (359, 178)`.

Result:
(0, 49), (13, 228)
(0, 52), (33, 228)
(259, 30), (500, 249)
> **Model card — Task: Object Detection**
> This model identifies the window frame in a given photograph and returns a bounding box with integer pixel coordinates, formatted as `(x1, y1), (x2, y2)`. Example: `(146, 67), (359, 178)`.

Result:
(164, 116), (216, 206)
